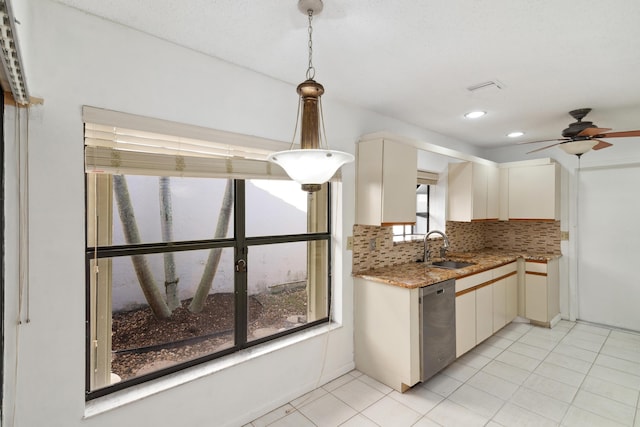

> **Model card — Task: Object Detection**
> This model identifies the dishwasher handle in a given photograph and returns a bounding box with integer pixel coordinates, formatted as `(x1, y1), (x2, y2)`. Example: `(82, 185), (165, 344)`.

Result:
(420, 279), (455, 297)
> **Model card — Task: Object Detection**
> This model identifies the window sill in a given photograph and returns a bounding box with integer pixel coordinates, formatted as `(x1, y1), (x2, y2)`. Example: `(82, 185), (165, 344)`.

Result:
(392, 234), (424, 244)
(84, 321), (341, 419)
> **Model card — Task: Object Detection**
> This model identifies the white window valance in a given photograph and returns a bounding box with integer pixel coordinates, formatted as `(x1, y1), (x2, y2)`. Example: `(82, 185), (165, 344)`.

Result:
(83, 106), (293, 179)
(417, 170), (439, 185)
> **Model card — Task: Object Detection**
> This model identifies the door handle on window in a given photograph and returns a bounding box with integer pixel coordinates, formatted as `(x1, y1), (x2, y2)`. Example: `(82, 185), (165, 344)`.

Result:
(235, 259), (247, 272)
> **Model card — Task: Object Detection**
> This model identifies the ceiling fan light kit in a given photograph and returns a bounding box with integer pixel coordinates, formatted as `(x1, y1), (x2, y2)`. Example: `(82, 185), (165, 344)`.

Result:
(267, 0), (354, 192)
(558, 140), (598, 156)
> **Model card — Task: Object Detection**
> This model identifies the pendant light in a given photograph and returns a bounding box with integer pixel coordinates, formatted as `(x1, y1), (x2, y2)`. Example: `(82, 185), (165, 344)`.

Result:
(267, 0), (354, 193)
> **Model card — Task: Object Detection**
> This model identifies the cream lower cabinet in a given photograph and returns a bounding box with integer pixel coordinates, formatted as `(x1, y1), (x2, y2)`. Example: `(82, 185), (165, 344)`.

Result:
(455, 261), (518, 357)
(455, 291), (476, 358)
(455, 269), (492, 357)
(525, 259), (560, 326)
(475, 284), (493, 344)
(493, 262), (518, 332)
(492, 277), (507, 333)
(505, 272), (518, 323)
(354, 278), (420, 392)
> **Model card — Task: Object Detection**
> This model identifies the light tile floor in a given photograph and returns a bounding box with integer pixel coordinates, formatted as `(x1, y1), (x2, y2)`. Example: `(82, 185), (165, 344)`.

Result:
(246, 320), (640, 426)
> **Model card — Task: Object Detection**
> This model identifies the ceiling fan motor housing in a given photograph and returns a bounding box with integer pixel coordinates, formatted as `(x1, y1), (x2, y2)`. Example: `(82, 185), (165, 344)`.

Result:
(562, 108), (595, 138)
(562, 121), (596, 138)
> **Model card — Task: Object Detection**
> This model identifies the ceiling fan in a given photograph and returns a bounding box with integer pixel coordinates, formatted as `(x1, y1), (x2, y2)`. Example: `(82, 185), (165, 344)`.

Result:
(521, 108), (640, 156)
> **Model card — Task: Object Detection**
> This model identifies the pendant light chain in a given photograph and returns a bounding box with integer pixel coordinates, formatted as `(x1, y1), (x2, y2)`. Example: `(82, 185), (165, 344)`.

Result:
(306, 10), (315, 80)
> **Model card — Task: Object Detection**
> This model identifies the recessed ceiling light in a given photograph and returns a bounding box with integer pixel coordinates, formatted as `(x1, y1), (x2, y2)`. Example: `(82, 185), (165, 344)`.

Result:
(507, 131), (524, 138)
(464, 111), (486, 119)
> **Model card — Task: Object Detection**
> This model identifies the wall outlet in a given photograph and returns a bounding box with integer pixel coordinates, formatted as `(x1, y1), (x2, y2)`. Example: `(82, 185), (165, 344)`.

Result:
(347, 236), (353, 250)
(561, 231), (569, 241)
(369, 238), (377, 251)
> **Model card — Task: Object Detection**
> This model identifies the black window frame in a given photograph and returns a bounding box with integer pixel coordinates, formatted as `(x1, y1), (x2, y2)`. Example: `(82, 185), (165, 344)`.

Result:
(85, 179), (333, 400)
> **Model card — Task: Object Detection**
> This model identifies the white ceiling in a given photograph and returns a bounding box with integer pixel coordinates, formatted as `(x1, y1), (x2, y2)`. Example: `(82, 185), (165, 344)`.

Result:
(53, 0), (640, 150)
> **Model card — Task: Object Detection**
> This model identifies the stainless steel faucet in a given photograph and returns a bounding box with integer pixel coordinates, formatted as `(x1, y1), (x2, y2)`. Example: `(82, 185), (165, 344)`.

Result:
(423, 230), (450, 263)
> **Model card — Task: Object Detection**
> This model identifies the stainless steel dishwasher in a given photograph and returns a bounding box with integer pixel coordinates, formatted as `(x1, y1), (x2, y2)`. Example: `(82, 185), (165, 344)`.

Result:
(419, 279), (456, 381)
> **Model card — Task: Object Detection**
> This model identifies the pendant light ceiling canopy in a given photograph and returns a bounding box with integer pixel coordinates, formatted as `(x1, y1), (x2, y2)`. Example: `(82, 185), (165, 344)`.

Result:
(267, 0), (354, 193)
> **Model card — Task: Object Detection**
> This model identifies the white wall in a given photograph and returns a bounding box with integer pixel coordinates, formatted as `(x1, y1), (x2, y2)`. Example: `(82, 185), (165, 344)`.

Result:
(576, 164), (640, 330)
(3, 1), (479, 426)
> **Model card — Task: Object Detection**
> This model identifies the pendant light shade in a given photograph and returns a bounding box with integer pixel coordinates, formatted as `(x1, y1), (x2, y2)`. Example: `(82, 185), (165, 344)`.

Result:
(267, 0), (354, 192)
(269, 149), (354, 192)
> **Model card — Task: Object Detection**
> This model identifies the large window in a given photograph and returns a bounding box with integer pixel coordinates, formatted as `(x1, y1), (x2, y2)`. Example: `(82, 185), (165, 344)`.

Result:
(84, 108), (331, 398)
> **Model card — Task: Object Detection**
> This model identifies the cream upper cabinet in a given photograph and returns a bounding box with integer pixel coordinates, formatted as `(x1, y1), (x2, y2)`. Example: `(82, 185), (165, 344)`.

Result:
(508, 163), (560, 220)
(356, 137), (417, 226)
(448, 162), (498, 222)
(498, 167), (509, 221)
(486, 165), (499, 219)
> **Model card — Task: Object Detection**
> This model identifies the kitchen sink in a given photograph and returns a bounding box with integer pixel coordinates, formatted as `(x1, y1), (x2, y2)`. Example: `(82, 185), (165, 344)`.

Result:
(430, 260), (475, 270)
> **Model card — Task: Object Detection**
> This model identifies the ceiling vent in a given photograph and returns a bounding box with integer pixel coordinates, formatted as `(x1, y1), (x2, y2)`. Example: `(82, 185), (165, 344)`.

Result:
(467, 80), (504, 92)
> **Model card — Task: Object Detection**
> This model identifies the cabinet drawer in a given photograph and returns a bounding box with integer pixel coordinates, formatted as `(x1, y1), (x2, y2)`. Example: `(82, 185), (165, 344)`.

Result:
(455, 270), (493, 293)
(492, 262), (517, 278)
(525, 261), (547, 274)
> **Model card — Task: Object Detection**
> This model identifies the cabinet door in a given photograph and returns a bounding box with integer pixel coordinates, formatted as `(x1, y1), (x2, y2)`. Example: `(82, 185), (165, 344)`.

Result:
(505, 273), (518, 323)
(525, 273), (548, 322)
(471, 163), (488, 220)
(476, 284), (493, 344)
(486, 165), (499, 219)
(492, 278), (506, 333)
(455, 292), (476, 358)
(381, 140), (417, 224)
(508, 163), (559, 220)
(448, 162), (474, 222)
(449, 162), (499, 221)
(356, 138), (417, 225)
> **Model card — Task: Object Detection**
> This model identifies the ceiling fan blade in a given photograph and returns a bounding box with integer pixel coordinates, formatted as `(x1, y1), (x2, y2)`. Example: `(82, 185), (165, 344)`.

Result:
(578, 127), (612, 137)
(592, 139), (613, 150)
(518, 138), (569, 145)
(596, 130), (640, 138)
(526, 142), (563, 154)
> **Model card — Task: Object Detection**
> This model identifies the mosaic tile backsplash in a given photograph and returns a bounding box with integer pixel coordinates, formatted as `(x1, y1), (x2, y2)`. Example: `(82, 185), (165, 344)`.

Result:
(352, 221), (561, 273)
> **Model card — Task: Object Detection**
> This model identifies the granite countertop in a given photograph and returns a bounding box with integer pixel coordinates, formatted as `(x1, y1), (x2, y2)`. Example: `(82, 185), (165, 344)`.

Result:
(352, 249), (560, 289)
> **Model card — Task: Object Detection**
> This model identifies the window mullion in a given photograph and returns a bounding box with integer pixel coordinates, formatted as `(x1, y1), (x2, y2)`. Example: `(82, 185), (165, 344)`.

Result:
(233, 180), (248, 347)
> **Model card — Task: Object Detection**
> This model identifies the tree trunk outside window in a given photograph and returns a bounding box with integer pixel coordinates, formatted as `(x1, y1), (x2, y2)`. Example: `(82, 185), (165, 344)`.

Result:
(159, 176), (180, 310)
(189, 179), (233, 313)
(113, 175), (172, 319)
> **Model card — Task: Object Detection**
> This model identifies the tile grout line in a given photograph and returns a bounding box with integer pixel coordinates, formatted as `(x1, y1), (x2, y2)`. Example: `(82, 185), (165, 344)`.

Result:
(254, 321), (640, 427)
(564, 327), (640, 427)
(500, 323), (572, 425)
